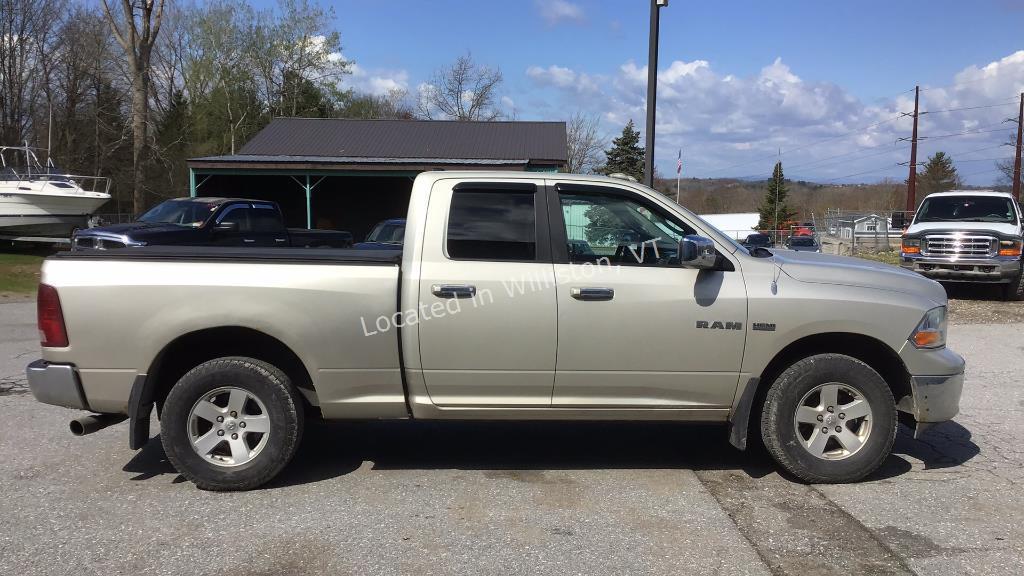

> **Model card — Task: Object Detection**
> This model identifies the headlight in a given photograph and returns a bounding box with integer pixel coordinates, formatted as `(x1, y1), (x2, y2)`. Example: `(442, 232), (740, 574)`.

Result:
(901, 238), (920, 254)
(910, 306), (946, 349)
(998, 239), (1022, 257)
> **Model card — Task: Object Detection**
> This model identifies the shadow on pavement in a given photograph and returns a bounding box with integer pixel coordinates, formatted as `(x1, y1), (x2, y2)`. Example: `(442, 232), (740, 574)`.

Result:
(121, 418), (981, 489)
(942, 282), (1003, 301)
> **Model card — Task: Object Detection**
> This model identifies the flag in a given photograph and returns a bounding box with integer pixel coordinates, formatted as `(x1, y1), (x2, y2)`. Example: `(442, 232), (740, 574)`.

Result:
(676, 149), (683, 175)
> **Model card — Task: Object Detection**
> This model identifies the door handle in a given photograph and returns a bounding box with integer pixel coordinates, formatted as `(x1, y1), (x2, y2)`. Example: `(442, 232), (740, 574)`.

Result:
(243, 239), (255, 243)
(571, 287), (615, 301)
(432, 284), (477, 299)
(274, 238), (286, 243)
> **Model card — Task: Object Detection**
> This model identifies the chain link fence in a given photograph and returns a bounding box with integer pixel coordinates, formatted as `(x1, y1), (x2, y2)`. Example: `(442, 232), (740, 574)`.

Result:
(817, 209), (913, 255)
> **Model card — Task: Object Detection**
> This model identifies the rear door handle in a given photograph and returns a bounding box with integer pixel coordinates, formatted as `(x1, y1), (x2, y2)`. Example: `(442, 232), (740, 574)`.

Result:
(432, 284), (477, 299)
(571, 287), (615, 301)
(243, 239), (255, 243)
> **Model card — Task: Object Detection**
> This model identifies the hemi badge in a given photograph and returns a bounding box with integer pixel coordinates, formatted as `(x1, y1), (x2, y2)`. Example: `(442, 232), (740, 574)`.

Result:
(752, 323), (776, 332)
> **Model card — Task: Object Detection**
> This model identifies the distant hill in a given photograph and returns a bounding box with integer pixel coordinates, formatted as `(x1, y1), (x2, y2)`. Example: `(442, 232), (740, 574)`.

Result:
(651, 177), (1004, 219)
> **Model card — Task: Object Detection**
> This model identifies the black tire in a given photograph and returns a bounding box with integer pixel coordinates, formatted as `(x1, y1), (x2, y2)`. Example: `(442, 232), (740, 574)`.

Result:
(1001, 264), (1024, 301)
(161, 357), (304, 491)
(760, 353), (897, 483)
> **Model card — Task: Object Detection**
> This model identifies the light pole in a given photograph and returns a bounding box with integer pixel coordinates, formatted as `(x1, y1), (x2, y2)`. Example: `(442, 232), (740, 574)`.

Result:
(643, 0), (667, 188)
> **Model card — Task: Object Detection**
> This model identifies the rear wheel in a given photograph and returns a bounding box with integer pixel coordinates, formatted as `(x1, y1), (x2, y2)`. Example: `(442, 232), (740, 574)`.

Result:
(161, 357), (304, 491)
(760, 354), (897, 483)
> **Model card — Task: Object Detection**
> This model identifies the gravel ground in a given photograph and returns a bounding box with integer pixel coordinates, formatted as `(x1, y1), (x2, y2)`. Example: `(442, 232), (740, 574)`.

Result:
(944, 283), (1024, 324)
(1, 299), (1022, 575)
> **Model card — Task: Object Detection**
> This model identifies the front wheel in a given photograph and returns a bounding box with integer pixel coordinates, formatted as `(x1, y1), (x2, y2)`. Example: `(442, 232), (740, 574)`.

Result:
(760, 354), (897, 483)
(1001, 264), (1024, 301)
(161, 357), (304, 491)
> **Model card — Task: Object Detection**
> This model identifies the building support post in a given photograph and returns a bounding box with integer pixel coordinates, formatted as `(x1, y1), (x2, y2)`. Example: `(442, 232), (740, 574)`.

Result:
(305, 174), (312, 229)
(189, 168), (196, 198)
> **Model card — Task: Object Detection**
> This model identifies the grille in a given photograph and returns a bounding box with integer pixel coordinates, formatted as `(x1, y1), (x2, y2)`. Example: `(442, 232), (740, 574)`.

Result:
(71, 236), (125, 250)
(922, 234), (995, 257)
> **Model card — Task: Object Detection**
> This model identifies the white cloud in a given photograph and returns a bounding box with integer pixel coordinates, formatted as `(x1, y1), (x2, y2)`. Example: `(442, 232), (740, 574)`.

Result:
(526, 64), (601, 94)
(536, 0), (585, 26)
(346, 62), (410, 96)
(521, 50), (1024, 184)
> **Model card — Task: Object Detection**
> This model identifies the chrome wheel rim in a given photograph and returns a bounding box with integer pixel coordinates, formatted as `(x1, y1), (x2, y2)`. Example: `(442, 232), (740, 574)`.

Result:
(793, 382), (872, 461)
(187, 386), (270, 467)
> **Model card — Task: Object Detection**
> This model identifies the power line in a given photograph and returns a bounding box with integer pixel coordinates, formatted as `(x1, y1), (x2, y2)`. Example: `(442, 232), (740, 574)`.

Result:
(913, 125), (1007, 141)
(952, 156), (1014, 163)
(823, 163), (903, 183)
(919, 99), (1018, 115)
(701, 112), (907, 174)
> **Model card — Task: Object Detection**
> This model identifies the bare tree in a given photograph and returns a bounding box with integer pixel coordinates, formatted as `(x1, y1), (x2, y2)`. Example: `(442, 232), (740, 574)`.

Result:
(101, 0), (166, 213)
(565, 111), (604, 173)
(0, 0), (63, 144)
(417, 53), (503, 121)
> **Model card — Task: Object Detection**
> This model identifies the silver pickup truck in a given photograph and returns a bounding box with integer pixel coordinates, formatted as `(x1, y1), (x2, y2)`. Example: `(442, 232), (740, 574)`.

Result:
(27, 172), (965, 490)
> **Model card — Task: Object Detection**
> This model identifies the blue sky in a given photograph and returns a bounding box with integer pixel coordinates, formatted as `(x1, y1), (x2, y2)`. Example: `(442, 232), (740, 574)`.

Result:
(259, 0), (1024, 184)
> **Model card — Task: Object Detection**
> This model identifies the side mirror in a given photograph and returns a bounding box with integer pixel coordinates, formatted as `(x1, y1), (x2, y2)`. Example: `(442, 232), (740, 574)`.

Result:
(214, 221), (239, 233)
(679, 235), (717, 269)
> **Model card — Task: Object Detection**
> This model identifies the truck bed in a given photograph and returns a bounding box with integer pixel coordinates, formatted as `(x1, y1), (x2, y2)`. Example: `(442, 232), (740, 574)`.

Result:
(40, 246), (406, 416)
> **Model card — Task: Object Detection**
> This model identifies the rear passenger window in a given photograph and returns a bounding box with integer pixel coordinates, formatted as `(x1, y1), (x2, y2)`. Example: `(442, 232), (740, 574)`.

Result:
(447, 189), (536, 261)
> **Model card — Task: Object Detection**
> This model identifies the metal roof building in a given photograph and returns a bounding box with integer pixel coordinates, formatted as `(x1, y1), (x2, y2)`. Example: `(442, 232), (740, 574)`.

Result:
(186, 118), (567, 238)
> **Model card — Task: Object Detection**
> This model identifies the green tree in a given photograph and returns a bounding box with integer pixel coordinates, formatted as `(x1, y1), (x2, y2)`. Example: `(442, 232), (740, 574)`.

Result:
(598, 120), (644, 181)
(917, 151), (961, 195)
(756, 161), (797, 233)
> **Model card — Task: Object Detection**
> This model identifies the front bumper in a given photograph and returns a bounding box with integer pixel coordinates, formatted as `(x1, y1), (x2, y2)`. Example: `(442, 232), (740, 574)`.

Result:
(896, 346), (965, 436)
(26, 359), (89, 410)
(900, 254), (1020, 283)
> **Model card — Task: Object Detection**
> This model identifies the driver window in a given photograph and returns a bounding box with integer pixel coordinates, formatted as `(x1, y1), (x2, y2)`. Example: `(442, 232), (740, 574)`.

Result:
(218, 205), (252, 232)
(559, 190), (694, 266)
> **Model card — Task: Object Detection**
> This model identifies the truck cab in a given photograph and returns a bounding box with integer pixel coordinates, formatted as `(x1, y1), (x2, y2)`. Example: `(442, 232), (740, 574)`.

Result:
(900, 190), (1023, 300)
(72, 197), (353, 250)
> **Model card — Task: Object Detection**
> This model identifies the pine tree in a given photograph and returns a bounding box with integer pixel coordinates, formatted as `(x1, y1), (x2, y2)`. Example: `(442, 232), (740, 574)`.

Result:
(755, 161), (797, 233)
(598, 120), (645, 181)
(917, 151), (961, 195)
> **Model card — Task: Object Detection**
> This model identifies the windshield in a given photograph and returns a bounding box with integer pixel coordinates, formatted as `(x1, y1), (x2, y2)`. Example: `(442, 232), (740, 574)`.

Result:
(915, 196), (1018, 224)
(790, 236), (816, 246)
(138, 200), (218, 227)
(366, 221), (405, 243)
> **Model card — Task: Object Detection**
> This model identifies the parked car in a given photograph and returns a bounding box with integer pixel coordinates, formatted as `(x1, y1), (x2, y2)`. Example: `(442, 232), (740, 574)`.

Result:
(900, 190), (1022, 300)
(743, 233), (773, 249)
(71, 197), (353, 250)
(353, 218), (406, 249)
(28, 172), (963, 490)
(785, 235), (821, 252)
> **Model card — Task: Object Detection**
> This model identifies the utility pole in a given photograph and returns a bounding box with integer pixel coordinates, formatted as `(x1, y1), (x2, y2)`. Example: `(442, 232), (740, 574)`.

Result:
(1013, 92), (1022, 202)
(905, 85), (920, 212)
(643, 0), (667, 188)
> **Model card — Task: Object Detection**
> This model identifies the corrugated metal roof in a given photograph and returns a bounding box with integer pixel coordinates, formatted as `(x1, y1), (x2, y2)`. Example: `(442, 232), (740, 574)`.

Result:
(189, 155), (529, 165)
(233, 118), (567, 162)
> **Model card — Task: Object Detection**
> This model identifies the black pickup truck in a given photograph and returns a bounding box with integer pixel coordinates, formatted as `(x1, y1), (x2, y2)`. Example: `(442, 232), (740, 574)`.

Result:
(72, 197), (352, 250)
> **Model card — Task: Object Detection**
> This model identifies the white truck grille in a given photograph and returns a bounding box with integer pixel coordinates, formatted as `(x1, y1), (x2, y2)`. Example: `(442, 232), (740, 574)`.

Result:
(922, 234), (995, 257)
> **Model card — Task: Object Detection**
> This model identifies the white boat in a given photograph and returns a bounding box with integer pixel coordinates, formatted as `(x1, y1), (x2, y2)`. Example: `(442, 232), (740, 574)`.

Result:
(0, 145), (111, 239)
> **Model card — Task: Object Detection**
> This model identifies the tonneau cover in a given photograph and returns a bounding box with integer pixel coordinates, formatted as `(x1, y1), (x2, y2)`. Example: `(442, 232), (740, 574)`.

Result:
(52, 245), (402, 265)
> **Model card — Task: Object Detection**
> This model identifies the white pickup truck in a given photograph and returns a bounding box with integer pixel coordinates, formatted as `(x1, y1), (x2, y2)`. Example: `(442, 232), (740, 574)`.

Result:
(901, 190), (1023, 300)
(27, 172), (965, 490)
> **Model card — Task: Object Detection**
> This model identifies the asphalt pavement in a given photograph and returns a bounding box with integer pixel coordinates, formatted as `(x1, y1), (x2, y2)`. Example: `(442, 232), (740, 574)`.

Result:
(1, 298), (1022, 575)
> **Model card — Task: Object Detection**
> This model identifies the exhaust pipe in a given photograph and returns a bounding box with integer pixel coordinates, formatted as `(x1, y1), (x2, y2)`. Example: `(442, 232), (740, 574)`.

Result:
(69, 414), (127, 436)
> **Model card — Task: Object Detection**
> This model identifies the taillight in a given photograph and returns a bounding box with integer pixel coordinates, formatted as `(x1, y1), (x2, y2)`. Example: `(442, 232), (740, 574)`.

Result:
(37, 284), (68, 348)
